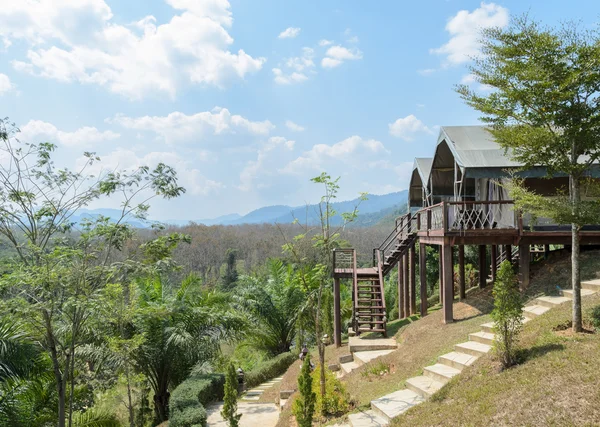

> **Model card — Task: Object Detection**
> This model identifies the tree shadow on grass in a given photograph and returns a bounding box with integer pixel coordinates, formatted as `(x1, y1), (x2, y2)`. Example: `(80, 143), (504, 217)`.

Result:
(517, 343), (565, 363)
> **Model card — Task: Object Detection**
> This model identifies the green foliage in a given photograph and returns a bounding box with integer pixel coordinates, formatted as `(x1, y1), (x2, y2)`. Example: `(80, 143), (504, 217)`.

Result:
(590, 305), (600, 332)
(243, 352), (296, 389)
(221, 249), (239, 291)
(311, 365), (350, 416)
(491, 261), (524, 369)
(221, 363), (241, 427)
(170, 371), (225, 427)
(293, 354), (315, 427)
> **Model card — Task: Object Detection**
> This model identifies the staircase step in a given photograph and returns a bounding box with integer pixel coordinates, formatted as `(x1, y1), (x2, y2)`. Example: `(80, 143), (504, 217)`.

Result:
(454, 341), (491, 357)
(358, 320), (385, 325)
(371, 389), (424, 421)
(358, 299), (382, 302)
(354, 349), (395, 364)
(581, 279), (600, 291)
(357, 306), (384, 310)
(469, 331), (495, 346)
(438, 351), (479, 371)
(480, 322), (495, 334)
(523, 305), (551, 318)
(348, 410), (387, 427)
(357, 328), (386, 333)
(349, 337), (398, 352)
(423, 363), (461, 383)
(535, 296), (571, 308)
(341, 361), (361, 374)
(561, 288), (596, 298)
(406, 375), (444, 398)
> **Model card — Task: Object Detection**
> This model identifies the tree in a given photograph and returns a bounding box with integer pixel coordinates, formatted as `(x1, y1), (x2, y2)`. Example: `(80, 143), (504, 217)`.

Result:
(491, 261), (524, 369)
(221, 249), (239, 291)
(293, 353), (315, 427)
(220, 363), (241, 427)
(457, 18), (600, 332)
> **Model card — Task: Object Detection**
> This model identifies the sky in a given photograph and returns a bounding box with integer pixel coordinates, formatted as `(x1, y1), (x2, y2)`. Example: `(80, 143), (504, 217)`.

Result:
(2, 0), (600, 220)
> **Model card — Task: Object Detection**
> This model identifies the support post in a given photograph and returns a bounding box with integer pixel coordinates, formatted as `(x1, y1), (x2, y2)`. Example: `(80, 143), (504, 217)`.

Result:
(442, 242), (454, 324)
(544, 244), (550, 259)
(458, 245), (466, 300)
(403, 254), (410, 319)
(334, 277), (341, 347)
(505, 244), (512, 263)
(409, 246), (416, 315)
(491, 245), (497, 283)
(439, 251), (443, 303)
(478, 245), (487, 288)
(419, 243), (427, 316)
(398, 261), (404, 319)
(519, 244), (531, 289)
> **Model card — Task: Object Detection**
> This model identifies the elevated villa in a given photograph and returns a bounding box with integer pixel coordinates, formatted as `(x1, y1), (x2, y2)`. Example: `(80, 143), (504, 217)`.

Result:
(332, 125), (600, 344)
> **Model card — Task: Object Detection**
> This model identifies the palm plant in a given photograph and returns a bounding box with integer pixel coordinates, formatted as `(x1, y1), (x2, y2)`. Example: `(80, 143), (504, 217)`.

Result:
(234, 259), (306, 356)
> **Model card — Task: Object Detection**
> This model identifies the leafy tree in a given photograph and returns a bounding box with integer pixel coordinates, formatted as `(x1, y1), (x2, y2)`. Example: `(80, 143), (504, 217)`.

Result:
(293, 353), (315, 427)
(457, 18), (600, 332)
(221, 249), (239, 291)
(220, 363), (241, 427)
(491, 261), (524, 369)
(234, 259), (306, 356)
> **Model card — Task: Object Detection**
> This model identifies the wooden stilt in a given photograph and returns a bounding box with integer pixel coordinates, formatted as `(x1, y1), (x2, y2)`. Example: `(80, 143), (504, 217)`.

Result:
(458, 245), (466, 300)
(403, 254), (410, 319)
(505, 244), (512, 263)
(398, 260), (404, 319)
(478, 245), (487, 288)
(519, 244), (531, 289)
(439, 251), (444, 304)
(334, 277), (341, 347)
(442, 242), (454, 324)
(491, 245), (497, 283)
(419, 243), (427, 316)
(409, 245), (416, 315)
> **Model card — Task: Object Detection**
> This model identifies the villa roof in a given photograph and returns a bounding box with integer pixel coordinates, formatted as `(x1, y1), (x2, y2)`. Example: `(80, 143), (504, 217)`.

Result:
(413, 158), (432, 184)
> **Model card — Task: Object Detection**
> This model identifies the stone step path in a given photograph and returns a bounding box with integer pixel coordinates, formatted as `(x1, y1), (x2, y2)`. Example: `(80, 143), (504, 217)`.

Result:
(339, 336), (398, 377)
(348, 282), (599, 426)
(206, 402), (279, 427)
(241, 376), (284, 402)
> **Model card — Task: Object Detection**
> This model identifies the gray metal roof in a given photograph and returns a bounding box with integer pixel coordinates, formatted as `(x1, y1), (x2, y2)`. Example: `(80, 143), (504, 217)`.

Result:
(413, 157), (432, 185)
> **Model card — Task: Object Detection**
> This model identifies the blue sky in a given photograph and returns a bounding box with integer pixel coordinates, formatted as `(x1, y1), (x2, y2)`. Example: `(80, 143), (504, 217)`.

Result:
(1, 0), (599, 220)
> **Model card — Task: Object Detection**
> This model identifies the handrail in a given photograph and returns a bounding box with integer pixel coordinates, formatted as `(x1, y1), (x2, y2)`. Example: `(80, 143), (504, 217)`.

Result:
(376, 249), (387, 334)
(352, 249), (358, 332)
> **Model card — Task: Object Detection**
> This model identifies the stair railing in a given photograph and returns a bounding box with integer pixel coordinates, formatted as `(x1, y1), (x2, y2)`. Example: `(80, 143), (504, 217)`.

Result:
(373, 213), (413, 268)
(376, 249), (388, 337)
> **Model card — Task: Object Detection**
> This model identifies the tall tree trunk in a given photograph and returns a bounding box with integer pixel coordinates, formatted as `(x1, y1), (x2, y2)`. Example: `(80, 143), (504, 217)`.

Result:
(153, 378), (170, 423)
(43, 310), (66, 427)
(571, 174), (582, 332)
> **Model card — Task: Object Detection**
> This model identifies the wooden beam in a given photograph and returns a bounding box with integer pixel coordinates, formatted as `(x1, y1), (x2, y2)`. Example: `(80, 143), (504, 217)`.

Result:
(478, 245), (487, 288)
(458, 245), (466, 300)
(519, 244), (531, 289)
(442, 242), (454, 324)
(334, 277), (341, 348)
(505, 244), (512, 263)
(439, 251), (444, 306)
(403, 254), (410, 318)
(419, 243), (427, 316)
(491, 245), (497, 283)
(409, 245), (416, 315)
(398, 260), (404, 319)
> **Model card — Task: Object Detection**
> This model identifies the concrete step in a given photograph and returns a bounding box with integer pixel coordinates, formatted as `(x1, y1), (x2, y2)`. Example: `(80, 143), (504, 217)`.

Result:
(523, 305), (551, 318)
(340, 354), (354, 364)
(341, 361), (361, 374)
(354, 350), (395, 365)
(423, 363), (461, 383)
(454, 341), (491, 357)
(371, 389), (424, 421)
(581, 279), (600, 291)
(480, 322), (495, 334)
(349, 337), (397, 352)
(438, 351), (479, 371)
(406, 375), (445, 398)
(348, 410), (388, 427)
(561, 288), (596, 298)
(535, 296), (571, 308)
(469, 331), (495, 346)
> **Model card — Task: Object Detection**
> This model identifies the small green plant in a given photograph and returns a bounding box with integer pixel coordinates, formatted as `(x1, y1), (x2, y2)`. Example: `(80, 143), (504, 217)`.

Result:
(590, 305), (600, 332)
(311, 365), (350, 416)
(293, 353), (316, 427)
(361, 361), (390, 378)
(491, 261), (524, 369)
(221, 363), (241, 427)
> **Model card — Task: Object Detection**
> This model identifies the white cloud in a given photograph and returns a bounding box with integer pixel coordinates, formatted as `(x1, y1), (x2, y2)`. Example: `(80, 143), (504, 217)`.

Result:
(3, 0), (265, 99)
(388, 115), (434, 141)
(285, 120), (305, 132)
(318, 39), (333, 46)
(417, 68), (436, 76)
(431, 2), (509, 66)
(286, 47), (315, 72)
(239, 136), (295, 191)
(0, 74), (12, 94)
(19, 119), (120, 147)
(110, 108), (274, 143)
(278, 27), (301, 39)
(272, 68), (308, 85)
(273, 47), (315, 84)
(281, 136), (387, 175)
(322, 45), (363, 68)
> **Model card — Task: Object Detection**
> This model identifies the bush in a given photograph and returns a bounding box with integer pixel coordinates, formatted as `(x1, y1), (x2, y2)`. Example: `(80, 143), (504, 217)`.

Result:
(169, 370), (225, 427)
(244, 352), (296, 389)
(293, 354), (315, 427)
(491, 261), (524, 369)
(591, 305), (600, 331)
(311, 365), (350, 416)
(221, 363), (241, 427)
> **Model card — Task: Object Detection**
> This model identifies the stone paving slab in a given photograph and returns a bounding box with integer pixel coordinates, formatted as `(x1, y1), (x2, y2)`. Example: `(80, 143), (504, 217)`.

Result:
(371, 388), (424, 421)
(206, 402), (279, 427)
(349, 336), (397, 352)
(353, 349), (394, 364)
(348, 410), (387, 427)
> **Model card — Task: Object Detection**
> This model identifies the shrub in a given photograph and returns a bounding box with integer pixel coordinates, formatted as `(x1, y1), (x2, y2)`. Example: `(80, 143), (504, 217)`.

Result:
(169, 370), (225, 427)
(591, 305), (600, 331)
(244, 352), (296, 389)
(491, 261), (524, 369)
(293, 353), (315, 427)
(221, 363), (241, 427)
(311, 365), (350, 416)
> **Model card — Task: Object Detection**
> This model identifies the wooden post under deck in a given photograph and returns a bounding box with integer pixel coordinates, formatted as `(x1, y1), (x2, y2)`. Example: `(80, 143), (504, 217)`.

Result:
(403, 253), (410, 318)
(458, 245), (466, 300)
(439, 252), (444, 305)
(409, 246), (416, 315)
(419, 243), (427, 316)
(478, 245), (487, 288)
(505, 244), (512, 264)
(491, 245), (497, 283)
(519, 244), (531, 289)
(442, 242), (454, 324)
(398, 260), (405, 319)
(334, 277), (341, 347)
